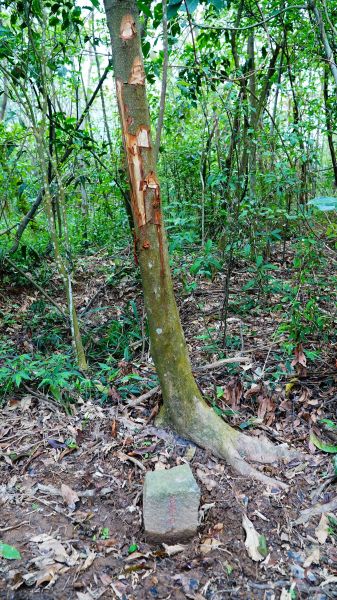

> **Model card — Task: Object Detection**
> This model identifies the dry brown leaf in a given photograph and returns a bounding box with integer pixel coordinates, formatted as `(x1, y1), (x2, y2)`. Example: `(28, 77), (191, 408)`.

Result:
(242, 514), (265, 562)
(199, 537), (221, 555)
(162, 543), (186, 556)
(61, 483), (80, 510)
(223, 377), (243, 410)
(303, 546), (320, 567)
(315, 514), (329, 544)
(196, 468), (216, 491)
(79, 550), (96, 572)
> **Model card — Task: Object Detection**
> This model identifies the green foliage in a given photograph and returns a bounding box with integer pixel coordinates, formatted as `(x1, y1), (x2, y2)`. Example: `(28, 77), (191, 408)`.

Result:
(1, 0), (337, 411)
(309, 196), (337, 212)
(190, 239), (222, 279)
(0, 542), (21, 560)
(0, 349), (87, 405)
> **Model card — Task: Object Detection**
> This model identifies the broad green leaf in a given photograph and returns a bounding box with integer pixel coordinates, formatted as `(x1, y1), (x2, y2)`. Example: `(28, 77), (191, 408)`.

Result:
(167, 0), (183, 19)
(209, 0), (225, 10)
(308, 196), (337, 211)
(185, 0), (199, 12)
(310, 433), (337, 454)
(319, 419), (337, 430)
(128, 543), (138, 554)
(0, 542), (21, 560)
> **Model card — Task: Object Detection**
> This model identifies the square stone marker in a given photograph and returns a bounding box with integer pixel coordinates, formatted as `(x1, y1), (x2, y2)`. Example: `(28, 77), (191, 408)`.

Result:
(143, 463), (200, 542)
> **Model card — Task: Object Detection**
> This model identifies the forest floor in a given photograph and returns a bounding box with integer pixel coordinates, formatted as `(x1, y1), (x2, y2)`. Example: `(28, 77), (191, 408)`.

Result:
(1, 248), (337, 599)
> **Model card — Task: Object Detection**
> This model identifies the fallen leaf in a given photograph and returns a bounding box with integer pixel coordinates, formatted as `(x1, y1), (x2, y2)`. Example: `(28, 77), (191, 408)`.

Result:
(242, 514), (267, 562)
(199, 537), (221, 555)
(303, 546), (320, 567)
(61, 484), (80, 510)
(310, 433), (337, 454)
(196, 468), (216, 491)
(162, 543), (185, 556)
(315, 514), (329, 544)
(291, 344), (307, 368)
(79, 550), (96, 572)
(31, 534), (74, 565)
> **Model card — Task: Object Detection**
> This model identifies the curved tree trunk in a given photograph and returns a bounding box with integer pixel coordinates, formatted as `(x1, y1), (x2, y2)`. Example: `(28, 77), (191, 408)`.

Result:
(103, 0), (294, 487)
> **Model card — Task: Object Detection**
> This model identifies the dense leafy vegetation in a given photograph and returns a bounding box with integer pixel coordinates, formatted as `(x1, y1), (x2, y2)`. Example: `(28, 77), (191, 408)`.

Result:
(0, 0), (336, 409)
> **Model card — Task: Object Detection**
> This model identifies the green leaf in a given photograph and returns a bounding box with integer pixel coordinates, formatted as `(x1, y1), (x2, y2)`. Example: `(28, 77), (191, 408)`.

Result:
(49, 15), (59, 26)
(0, 542), (21, 560)
(100, 528), (110, 540)
(185, 0), (199, 12)
(308, 196), (337, 212)
(257, 535), (268, 558)
(167, 0), (183, 19)
(319, 419), (337, 430)
(128, 543), (138, 554)
(209, 0), (224, 10)
(310, 433), (337, 454)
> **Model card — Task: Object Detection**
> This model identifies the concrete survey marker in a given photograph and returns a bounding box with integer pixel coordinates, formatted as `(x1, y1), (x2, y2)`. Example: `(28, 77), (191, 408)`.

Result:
(143, 464), (200, 541)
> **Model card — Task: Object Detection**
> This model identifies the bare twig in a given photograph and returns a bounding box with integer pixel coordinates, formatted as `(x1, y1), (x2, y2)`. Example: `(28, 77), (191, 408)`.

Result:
(0, 521), (29, 532)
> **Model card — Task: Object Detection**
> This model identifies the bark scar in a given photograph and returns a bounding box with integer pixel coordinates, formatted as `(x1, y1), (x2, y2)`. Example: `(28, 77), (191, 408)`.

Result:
(128, 56), (145, 85)
(120, 15), (136, 40)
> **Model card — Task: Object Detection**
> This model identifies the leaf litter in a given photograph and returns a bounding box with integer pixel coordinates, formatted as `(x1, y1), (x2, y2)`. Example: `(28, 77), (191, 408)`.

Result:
(1, 253), (337, 598)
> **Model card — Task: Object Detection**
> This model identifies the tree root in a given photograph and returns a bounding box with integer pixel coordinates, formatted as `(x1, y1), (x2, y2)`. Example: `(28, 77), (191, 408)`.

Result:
(160, 396), (300, 490)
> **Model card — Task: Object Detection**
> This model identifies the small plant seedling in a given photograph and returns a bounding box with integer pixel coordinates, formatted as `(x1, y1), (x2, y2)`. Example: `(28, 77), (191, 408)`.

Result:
(128, 543), (138, 554)
(100, 528), (110, 540)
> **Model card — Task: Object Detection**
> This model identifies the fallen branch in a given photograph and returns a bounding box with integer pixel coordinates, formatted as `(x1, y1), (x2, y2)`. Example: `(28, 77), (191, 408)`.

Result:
(194, 356), (250, 371)
(127, 356), (250, 407)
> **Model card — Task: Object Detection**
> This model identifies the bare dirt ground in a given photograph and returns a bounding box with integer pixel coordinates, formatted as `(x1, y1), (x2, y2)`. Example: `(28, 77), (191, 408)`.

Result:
(1, 251), (337, 599)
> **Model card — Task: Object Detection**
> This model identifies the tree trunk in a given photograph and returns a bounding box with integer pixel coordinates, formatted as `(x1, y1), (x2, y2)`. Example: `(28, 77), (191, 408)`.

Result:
(308, 0), (337, 93)
(103, 0), (294, 486)
(154, 0), (169, 164)
(323, 66), (337, 186)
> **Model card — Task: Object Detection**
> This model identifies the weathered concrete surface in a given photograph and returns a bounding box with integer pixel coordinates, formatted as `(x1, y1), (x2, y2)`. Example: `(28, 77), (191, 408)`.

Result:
(143, 464), (200, 541)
